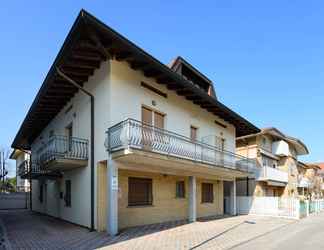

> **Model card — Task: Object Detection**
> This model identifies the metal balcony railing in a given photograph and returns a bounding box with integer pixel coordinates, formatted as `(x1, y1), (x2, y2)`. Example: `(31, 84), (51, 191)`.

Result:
(17, 159), (52, 177)
(38, 135), (88, 166)
(18, 160), (30, 177)
(107, 119), (256, 173)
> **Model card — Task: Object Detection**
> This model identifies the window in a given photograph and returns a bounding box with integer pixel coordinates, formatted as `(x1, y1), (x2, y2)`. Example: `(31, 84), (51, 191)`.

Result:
(176, 181), (185, 198)
(141, 106), (164, 129)
(39, 184), (43, 203)
(128, 177), (152, 206)
(201, 183), (214, 203)
(64, 180), (71, 207)
(190, 126), (197, 141)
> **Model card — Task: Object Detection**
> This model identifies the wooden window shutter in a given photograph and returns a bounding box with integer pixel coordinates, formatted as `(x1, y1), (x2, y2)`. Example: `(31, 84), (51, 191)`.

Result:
(142, 107), (153, 125)
(128, 177), (153, 206)
(154, 112), (164, 129)
(201, 183), (214, 203)
(190, 126), (197, 141)
(176, 181), (185, 198)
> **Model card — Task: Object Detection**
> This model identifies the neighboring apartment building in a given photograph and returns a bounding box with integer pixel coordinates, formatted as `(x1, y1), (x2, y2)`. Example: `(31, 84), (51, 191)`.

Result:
(303, 163), (323, 198)
(9, 149), (30, 192)
(236, 128), (308, 197)
(11, 10), (259, 235)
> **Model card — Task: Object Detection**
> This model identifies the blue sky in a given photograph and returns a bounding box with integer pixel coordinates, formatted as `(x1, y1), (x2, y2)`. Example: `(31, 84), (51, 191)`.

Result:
(1, 1), (323, 175)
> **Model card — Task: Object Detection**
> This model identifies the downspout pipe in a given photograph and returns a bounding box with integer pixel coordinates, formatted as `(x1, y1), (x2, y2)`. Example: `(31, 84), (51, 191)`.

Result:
(56, 67), (95, 232)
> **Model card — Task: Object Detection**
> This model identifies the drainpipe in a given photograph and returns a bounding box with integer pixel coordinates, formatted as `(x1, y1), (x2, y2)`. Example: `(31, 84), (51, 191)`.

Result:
(56, 68), (95, 232)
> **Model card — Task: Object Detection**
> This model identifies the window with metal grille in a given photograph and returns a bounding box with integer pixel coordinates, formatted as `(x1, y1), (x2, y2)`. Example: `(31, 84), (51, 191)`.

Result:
(201, 183), (214, 203)
(65, 180), (71, 207)
(128, 177), (152, 206)
(176, 181), (185, 198)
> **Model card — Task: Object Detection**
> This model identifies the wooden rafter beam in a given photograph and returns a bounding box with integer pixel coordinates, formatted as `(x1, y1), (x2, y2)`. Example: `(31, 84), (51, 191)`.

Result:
(65, 59), (101, 69)
(115, 52), (133, 61)
(61, 67), (94, 76)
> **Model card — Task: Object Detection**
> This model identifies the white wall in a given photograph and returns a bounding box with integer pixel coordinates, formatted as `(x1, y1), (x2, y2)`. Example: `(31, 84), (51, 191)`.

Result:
(109, 60), (236, 152)
(31, 61), (111, 228)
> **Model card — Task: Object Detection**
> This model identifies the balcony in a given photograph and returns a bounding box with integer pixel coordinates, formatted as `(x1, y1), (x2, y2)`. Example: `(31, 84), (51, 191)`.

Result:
(38, 135), (88, 171)
(298, 176), (311, 188)
(17, 160), (30, 179)
(17, 159), (61, 179)
(255, 166), (288, 186)
(107, 119), (256, 178)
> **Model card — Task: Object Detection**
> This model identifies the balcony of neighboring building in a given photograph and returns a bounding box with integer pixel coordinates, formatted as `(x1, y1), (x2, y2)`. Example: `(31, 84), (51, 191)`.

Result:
(298, 175), (311, 188)
(255, 166), (288, 186)
(36, 135), (89, 171)
(17, 159), (61, 179)
(106, 119), (256, 179)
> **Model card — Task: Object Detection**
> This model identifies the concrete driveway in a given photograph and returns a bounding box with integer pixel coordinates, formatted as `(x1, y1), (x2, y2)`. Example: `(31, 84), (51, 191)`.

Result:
(0, 210), (295, 250)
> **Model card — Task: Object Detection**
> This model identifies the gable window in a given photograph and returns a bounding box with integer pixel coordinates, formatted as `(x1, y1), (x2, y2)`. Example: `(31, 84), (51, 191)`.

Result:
(190, 126), (198, 141)
(201, 183), (214, 203)
(128, 177), (152, 206)
(176, 181), (185, 198)
(64, 180), (71, 207)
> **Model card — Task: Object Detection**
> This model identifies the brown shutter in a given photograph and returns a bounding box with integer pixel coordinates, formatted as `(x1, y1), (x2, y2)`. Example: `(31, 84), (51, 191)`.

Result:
(190, 126), (197, 141)
(128, 177), (153, 206)
(202, 183), (214, 203)
(154, 112), (164, 129)
(142, 107), (153, 125)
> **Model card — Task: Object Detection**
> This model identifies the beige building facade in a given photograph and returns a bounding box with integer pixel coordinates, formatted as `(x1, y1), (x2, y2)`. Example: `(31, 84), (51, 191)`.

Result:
(236, 128), (309, 198)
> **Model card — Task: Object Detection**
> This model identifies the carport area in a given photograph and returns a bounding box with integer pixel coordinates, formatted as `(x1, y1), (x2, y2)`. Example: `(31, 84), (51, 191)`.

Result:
(0, 210), (295, 250)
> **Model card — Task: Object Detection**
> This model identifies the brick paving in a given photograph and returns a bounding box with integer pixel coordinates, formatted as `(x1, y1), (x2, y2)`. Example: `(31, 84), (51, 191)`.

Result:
(0, 210), (295, 250)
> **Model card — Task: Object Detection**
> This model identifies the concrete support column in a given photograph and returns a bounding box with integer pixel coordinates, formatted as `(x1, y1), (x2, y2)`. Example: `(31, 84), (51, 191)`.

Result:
(231, 178), (237, 216)
(188, 176), (197, 222)
(107, 159), (118, 235)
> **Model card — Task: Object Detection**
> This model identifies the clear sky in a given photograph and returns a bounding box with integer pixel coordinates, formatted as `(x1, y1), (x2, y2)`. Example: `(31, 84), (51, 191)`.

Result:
(1, 1), (323, 175)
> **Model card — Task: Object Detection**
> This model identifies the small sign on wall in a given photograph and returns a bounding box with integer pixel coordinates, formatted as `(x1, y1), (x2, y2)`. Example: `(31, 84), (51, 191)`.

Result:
(112, 175), (118, 191)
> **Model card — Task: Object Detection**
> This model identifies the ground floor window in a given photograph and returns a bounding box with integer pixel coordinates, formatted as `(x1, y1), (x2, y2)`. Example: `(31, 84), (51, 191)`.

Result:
(64, 180), (71, 207)
(201, 183), (214, 203)
(39, 184), (43, 203)
(128, 177), (153, 206)
(176, 181), (185, 198)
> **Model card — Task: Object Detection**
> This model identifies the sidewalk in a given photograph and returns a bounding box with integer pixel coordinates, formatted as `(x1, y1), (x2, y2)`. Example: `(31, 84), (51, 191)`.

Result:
(1, 210), (295, 250)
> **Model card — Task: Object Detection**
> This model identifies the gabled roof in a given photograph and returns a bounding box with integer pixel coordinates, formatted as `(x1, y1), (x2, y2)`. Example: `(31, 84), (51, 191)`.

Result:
(237, 127), (309, 155)
(11, 9), (259, 150)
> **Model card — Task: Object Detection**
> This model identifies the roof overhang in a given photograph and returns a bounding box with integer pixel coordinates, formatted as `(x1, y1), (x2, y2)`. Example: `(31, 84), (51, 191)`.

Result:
(12, 9), (259, 150)
(237, 127), (309, 156)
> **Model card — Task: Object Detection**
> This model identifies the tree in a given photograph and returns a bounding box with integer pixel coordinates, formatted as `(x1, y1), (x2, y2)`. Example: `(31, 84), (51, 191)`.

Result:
(0, 147), (11, 190)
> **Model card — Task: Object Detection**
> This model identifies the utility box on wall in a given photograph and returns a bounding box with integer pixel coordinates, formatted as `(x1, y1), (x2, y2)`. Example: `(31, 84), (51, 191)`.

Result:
(272, 140), (289, 156)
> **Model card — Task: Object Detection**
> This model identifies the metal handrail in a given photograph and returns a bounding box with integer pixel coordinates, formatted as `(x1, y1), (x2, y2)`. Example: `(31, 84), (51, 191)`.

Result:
(106, 118), (256, 173)
(37, 135), (89, 166)
(18, 160), (30, 176)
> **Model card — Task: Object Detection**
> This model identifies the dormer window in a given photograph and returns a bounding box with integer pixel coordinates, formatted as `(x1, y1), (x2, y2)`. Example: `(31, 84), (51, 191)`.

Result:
(169, 56), (217, 99)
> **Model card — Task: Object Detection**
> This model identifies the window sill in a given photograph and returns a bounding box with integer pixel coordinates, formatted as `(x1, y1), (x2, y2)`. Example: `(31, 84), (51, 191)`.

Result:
(127, 204), (154, 208)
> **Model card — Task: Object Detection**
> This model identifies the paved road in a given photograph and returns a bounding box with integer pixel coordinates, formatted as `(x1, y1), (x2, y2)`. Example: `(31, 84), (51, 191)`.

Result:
(233, 212), (324, 250)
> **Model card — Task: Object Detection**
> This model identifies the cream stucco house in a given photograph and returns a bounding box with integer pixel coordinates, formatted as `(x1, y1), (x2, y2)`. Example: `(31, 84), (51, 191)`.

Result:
(236, 128), (309, 198)
(12, 10), (259, 235)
